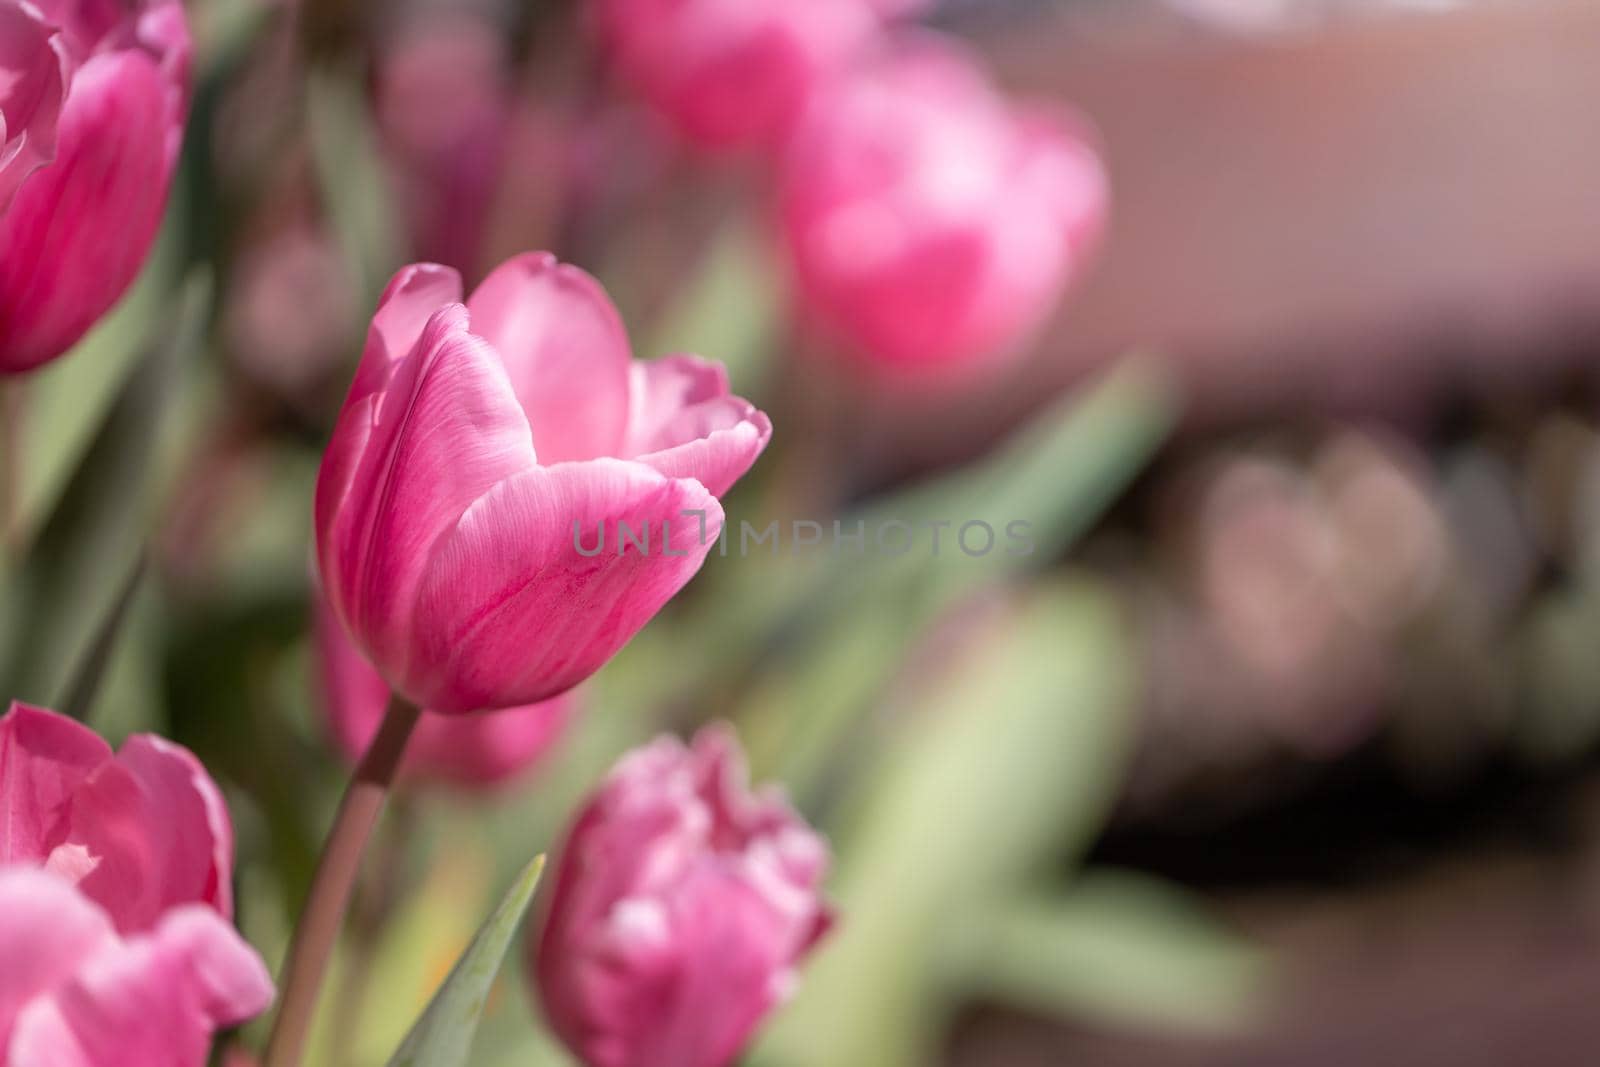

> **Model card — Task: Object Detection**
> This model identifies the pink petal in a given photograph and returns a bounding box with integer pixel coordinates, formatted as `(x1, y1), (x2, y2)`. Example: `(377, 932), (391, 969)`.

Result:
(7, 904), (274, 1067)
(315, 592), (576, 788)
(109, 736), (235, 920)
(0, 3), (65, 213)
(409, 459), (722, 712)
(0, 703), (110, 867)
(466, 253), (632, 463)
(0, 48), (180, 374)
(0, 869), (116, 1054)
(626, 357), (772, 498)
(321, 305), (536, 693)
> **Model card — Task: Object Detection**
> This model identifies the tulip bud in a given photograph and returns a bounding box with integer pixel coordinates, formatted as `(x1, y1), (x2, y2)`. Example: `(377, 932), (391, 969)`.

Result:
(314, 591), (575, 789)
(777, 36), (1108, 382)
(533, 726), (831, 1067)
(315, 253), (771, 714)
(0, 0), (191, 375)
(592, 0), (890, 152)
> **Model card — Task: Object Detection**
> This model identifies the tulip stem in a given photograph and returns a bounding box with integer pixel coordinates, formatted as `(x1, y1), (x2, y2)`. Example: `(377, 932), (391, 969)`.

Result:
(1, 379), (24, 556)
(263, 693), (421, 1067)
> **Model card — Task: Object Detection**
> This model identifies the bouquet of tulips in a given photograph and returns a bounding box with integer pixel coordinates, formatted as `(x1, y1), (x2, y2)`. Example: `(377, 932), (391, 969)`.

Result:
(0, 2), (1212, 1066)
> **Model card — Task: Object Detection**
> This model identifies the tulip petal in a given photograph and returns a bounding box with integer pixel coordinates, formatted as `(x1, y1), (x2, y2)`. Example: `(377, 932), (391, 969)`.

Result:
(347, 263), (465, 406)
(466, 253), (632, 463)
(0, 3), (65, 213)
(0, 704), (110, 867)
(0, 49), (176, 374)
(324, 305), (536, 686)
(627, 357), (772, 498)
(0, 869), (116, 1054)
(410, 459), (721, 712)
(109, 737), (235, 920)
(8, 905), (274, 1067)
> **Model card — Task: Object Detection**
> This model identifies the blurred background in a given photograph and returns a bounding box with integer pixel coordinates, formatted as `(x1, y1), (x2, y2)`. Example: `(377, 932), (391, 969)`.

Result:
(8, 0), (1600, 1064)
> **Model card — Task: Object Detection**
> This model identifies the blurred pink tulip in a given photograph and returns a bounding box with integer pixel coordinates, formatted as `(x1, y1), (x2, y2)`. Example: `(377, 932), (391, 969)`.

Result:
(533, 726), (831, 1067)
(0, 0), (190, 375)
(315, 253), (771, 714)
(592, 0), (888, 151)
(374, 14), (511, 275)
(0, 701), (235, 933)
(777, 37), (1108, 381)
(314, 591), (576, 789)
(0, 867), (272, 1066)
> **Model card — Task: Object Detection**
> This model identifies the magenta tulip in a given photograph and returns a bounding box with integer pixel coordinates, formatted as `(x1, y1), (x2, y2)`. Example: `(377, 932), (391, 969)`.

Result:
(0, 701), (236, 933)
(0, 0), (191, 375)
(777, 36), (1108, 380)
(0, 868), (272, 1066)
(315, 253), (771, 715)
(592, 0), (888, 151)
(533, 726), (831, 1067)
(314, 591), (576, 789)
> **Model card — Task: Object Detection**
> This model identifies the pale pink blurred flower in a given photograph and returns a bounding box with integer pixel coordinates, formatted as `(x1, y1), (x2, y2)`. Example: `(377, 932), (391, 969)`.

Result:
(374, 13), (511, 275)
(0, 701), (236, 932)
(315, 253), (771, 714)
(314, 590), (575, 790)
(0, 703), (272, 1063)
(0, 0), (190, 375)
(592, 0), (889, 151)
(0, 868), (273, 1066)
(777, 36), (1107, 382)
(225, 222), (357, 396)
(533, 726), (831, 1067)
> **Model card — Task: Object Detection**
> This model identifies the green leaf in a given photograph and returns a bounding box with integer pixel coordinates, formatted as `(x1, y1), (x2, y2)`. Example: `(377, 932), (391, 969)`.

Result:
(952, 872), (1267, 1033)
(385, 855), (547, 1067)
(754, 580), (1134, 1067)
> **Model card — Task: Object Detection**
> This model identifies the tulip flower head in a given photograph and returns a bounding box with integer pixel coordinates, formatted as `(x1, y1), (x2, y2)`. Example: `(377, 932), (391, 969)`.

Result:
(315, 590), (577, 789)
(533, 726), (832, 1067)
(0, 0), (191, 375)
(0, 703), (272, 1063)
(592, 0), (889, 151)
(777, 36), (1108, 382)
(315, 253), (771, 715)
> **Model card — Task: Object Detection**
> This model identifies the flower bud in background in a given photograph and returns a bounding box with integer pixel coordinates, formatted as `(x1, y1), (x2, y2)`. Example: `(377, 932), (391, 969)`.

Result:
(591, 0), (888, 152)
(0, 701), (236, 931)
(776, 36), (1107, 382)
(0, 0), (191, 375)
(374, 12), (511, 276)
(315, 253), (771, 714)
(314, 591), (576, 789)
(533, 726), (832, 1067)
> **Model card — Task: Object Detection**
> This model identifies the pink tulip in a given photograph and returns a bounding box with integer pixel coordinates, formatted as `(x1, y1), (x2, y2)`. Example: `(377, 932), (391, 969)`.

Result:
(0, 701), (235, 934)
(0, 867), (273, 1066)
(314, 591), (576, 789)
(776, 36), (1108, 381)
(592, 0), (888, 151)
(374, 13), (511, 276)
(0, 0), (191, 375)
(533, 726), (832, 1067)
(315, 254), (771, 715)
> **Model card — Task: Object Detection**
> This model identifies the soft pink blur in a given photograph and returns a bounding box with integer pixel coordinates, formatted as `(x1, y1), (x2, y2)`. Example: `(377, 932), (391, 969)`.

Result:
(776, 35), (1107, 384)
(315, 253), (771, 714)
(0, 869), (272, 1066)
(0, 704), (272, 1063)
(0, 0), (190, 375)
(0, 701), (235, 931)
(374, 13), (512, 276)
(592, 0), (889, 152)
(533, 725), (832, 1067)
(314, 591), (575, 790)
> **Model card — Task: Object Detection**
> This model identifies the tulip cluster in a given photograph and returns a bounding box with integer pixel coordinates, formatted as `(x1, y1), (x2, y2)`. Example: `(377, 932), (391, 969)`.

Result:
(593, 0), (1108, 381)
